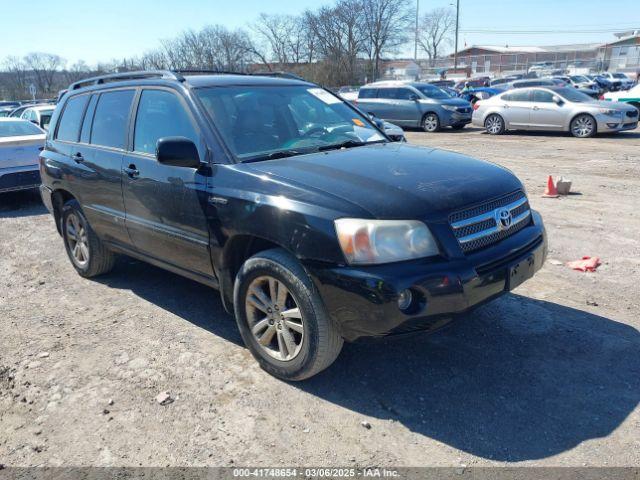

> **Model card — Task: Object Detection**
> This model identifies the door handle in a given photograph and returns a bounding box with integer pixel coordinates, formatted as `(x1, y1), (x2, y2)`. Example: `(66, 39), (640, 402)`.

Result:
(502, 104), (509, 109)
(72, 152), (84, 163)
(532, 106), (540, 111)
(124, 165), (140, 178)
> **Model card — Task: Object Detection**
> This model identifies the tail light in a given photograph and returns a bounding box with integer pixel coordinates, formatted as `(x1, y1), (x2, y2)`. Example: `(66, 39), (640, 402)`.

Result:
(472, 102), (480, 110)
(599, 95), (605, 100)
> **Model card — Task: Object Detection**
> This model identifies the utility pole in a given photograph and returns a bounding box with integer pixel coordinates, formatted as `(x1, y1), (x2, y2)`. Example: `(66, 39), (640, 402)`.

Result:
(414, 0), (420, 62)
(453, 0), (460, 71)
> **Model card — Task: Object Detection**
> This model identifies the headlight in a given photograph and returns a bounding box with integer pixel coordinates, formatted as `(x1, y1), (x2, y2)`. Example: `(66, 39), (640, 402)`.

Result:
(599, 108), (618, 116)
(334, 219), (439, 265)
(442, 105), (458, 111)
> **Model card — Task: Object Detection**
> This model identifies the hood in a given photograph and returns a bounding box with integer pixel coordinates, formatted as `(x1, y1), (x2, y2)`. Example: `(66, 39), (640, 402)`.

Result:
(247, 143), (522, 220)
(588, 100), (635, 110)
(436, 97), (471, 107)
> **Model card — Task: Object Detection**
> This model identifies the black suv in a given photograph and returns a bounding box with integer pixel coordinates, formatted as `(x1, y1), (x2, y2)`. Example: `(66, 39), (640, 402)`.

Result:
(40, 71), (547, 380)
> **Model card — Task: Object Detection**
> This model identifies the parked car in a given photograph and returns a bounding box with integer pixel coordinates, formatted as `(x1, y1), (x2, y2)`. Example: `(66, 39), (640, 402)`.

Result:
(356, 81), (472, 132)
(567, 75), (600, 91)
(473, 86), (639, 138)
(337, 86), (359, 102)
(490, 75), (523, 87)
(0, 107), (14, 117)
(40, 70), (547, 380)
(587, 74), (621, 92)
(603, 84), (640, 111)
(20, 104), (55, 130)
(600, 72), (634, 90)
(427, 79), (455, 89)
(0, 101), (21, 109)
(0, 119), (46, 193)
(458, 87), (502, 105)
(454, 77), (490, 91)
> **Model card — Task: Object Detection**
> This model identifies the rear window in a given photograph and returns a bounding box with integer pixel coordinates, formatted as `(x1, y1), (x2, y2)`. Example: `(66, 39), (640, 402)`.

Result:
(90, 90), (135, 149)
(56, 95), (89, 142)
(0, 121), (43, 137)
(503, 90), (531, 102)
(358, 88), (378, 99)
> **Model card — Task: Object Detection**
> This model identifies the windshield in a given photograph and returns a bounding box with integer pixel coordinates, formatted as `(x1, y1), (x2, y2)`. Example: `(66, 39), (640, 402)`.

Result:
(555, 87), (594, 103)
(613, 73), (627, 79)
(196, 85), (385, 162)
(570, 75), (589, 82)
(0, 120), (43, 137)
(414, 85), (450, 99)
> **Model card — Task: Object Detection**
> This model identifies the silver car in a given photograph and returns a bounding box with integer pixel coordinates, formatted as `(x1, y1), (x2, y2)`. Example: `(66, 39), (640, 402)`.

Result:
(472, 86), (639, 138)
(0, 119), (46, 193)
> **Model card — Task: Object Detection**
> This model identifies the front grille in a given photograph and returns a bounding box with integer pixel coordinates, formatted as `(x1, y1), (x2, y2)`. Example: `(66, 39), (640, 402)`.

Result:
(626, 110), (638, 118)
(449, 190), (532, 253)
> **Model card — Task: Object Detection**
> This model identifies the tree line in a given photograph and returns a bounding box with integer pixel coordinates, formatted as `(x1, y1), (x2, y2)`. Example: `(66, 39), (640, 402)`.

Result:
(1, 0), (456, 100)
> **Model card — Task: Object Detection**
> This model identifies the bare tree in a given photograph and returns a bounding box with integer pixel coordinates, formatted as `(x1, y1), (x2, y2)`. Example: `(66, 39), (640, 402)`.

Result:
(1, 56), (29, 99)
(362, 0), (413, 81)
(418, 8), (455, 66)
(23, 52), (65, 95)
(306, 0), (367, 85)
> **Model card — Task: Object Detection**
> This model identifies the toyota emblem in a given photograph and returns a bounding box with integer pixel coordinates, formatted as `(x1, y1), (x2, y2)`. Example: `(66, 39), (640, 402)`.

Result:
(496, 208), (512, 230)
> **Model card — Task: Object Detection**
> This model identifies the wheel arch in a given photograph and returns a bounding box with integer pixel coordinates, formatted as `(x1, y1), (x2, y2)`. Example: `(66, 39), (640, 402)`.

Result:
(51, 189), (78, 235)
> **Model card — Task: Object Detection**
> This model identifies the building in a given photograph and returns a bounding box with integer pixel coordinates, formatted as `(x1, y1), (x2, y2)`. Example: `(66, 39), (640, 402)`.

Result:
(381, 60), (420, 80)
(450, 30), (640, 76)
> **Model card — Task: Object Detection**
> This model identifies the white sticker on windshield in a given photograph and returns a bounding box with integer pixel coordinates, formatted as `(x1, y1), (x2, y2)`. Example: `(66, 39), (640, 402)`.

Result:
(308, 88), (341, 104)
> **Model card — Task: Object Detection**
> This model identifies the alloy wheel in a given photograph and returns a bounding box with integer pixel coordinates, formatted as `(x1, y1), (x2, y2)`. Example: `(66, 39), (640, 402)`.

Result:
(245, 276), (305, 361)
(65, 213), (90, 267)
(486, 115), (503, 134)
(423, 114), (439, 132)
(572, 115), (595, 137)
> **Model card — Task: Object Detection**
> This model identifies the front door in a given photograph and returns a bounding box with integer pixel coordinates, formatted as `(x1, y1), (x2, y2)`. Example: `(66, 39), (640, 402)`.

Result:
(529, 89), (565, 129)
(121, 88), (213, 277)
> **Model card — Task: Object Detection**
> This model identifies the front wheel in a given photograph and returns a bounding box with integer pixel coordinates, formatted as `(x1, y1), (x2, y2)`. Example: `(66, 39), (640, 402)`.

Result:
(233, 248), (343, 381)
(485, 114), (505, 135)
(421, 113), (441, 132)
(570, 114), (596, 138)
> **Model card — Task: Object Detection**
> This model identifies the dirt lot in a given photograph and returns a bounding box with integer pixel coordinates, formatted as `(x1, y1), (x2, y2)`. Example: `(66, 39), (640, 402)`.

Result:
(1, 127), (639, 468)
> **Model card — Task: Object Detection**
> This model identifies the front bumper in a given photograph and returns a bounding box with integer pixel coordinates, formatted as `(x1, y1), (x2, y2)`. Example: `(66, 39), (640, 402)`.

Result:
(306, 212), (547, 341)
(596, 112), (638, 132)
(0, 165), (41, 193)
(441, 109), (472, 127)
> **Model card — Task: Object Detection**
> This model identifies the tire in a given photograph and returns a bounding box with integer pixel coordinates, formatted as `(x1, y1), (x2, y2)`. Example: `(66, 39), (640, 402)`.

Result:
(450, 123), (466, 130)
(233, 248), (343, 381)
(570, 113), (596, 138)
(61, 199), (115, 278)
(421, 112), (441, 132)
(484, 113), (505, 135)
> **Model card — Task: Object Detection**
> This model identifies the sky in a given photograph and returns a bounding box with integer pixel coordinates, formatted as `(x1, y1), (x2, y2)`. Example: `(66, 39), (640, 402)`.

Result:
(1, 0), (639, 65)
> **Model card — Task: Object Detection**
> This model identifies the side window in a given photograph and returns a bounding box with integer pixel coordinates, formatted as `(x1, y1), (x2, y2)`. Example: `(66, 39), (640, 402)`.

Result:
(80, 95), (98, 144)
(91, 90), (135, 149)
(509, 90), (532, 102)
(377, 88), (397, 99)
(133, 89), (199, 155)
(358, 88), (377, 99)
(533, 90), (554, 103)
(395, 88), (415, 100)
(56, 95), (89, 142)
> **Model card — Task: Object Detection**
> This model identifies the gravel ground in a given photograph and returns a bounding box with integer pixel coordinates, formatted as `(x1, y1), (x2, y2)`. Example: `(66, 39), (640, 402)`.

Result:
(1, 126), (639, 468)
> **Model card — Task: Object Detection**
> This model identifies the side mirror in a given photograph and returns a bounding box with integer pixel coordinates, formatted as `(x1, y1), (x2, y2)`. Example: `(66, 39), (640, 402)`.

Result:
(30, 119), (39, 125)
(552, 95), (563, 105)
(409, 94), (419, 101)
(156, 137), (200, 168)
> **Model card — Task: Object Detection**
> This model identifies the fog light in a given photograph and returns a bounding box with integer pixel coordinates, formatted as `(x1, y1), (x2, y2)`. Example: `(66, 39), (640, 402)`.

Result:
(607, 123), (618, 128)
(397, 289), (413, 311)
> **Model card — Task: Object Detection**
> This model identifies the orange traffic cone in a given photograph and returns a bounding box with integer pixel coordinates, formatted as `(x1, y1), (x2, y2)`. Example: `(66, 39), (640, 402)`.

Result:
(542, 175), (559, 198)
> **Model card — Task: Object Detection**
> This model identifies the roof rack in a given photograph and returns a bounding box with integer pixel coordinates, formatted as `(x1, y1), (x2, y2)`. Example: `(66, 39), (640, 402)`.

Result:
(69, 70), (184, 91)
(173, 69), (306, 82)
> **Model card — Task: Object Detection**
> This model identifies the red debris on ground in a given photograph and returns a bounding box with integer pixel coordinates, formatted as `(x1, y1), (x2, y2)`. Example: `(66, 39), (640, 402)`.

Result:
(567, 256), (602, 272)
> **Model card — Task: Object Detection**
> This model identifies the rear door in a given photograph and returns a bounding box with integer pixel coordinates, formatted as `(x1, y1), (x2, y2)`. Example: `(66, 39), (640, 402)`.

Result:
(65, 89), (135, 246)
(501, 89), (533, 128)
(530, 89), (565, 129)
(356, 88), (386, 118)
(121, 87), (213, 277)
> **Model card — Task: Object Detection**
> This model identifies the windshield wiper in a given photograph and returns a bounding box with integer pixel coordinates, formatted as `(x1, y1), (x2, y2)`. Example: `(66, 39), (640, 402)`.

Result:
(241, 149), (303, 163)
(317, 140), (367, 152)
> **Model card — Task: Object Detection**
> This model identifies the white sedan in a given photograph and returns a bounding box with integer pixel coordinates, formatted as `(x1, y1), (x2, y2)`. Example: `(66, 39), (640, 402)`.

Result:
(0, 118), (46, 193)
(603, 84), (640, 112)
